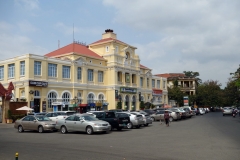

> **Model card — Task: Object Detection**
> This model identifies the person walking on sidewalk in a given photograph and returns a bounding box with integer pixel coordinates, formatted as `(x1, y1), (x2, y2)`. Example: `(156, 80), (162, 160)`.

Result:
(164, 110), (170, 127)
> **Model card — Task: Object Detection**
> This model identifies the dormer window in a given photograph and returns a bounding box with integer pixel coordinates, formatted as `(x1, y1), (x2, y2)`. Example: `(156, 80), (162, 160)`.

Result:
(106, 46), (109, 52)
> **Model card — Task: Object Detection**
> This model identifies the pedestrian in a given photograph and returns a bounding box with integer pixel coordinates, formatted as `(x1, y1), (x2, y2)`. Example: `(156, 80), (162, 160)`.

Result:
(164, 110), (170, 127)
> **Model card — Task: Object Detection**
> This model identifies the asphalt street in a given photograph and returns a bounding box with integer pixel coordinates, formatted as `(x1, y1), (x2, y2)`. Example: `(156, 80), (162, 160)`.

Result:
(0, 112), (239, 160)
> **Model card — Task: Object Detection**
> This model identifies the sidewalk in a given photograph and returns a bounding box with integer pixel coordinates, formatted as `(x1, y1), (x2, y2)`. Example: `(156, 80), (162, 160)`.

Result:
(0, 123), (14, 128)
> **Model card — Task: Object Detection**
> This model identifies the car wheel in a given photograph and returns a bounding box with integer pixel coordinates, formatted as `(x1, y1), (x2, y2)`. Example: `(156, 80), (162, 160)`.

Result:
(61, 126), (67, 134)
(127, 122), (133, 129)
(144, 123), (149, 126)
(151, 117), (155, 122)
(18, 125), (24, 133)
(38, 126), (44, 133)
(117, 127), (122, 131)
(169, 117), (173, 122)
(86, 126), (93, 135)
(223, 114), (225, 116)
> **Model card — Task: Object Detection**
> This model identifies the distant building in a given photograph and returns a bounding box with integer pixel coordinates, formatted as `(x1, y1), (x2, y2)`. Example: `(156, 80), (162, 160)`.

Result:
(155, 73), (197, 95)
(0, 29), (168, 112)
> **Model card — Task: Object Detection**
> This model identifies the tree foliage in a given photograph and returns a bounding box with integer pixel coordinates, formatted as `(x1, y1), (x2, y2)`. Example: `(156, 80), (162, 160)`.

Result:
(116, 101), (122, 109)
(195, 80), (222, 107)
(222, 79), (238, 106)
(230, 64), (240, 87)
(183, 71), (202, 84)
(168, 86), (184, 106)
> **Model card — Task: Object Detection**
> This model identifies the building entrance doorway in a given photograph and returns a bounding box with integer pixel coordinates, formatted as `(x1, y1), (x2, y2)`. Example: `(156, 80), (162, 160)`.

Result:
(34, 98), (40, 113)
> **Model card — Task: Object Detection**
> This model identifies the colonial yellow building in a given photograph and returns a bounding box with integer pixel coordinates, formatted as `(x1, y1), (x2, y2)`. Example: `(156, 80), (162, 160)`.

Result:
(0, 29), (168, 113)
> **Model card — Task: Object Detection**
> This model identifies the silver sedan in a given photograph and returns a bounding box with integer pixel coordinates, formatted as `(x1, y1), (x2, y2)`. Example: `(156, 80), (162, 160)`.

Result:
(55, 114), (111, 135)
(14, 115), (56, 133)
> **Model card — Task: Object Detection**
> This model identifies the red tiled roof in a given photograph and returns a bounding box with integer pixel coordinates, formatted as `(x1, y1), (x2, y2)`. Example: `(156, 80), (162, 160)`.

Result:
(154, 73), (185, 78)
(140, 64), (151, 70)
(45, 43), (104, 60)
(89, 38), (127, 46)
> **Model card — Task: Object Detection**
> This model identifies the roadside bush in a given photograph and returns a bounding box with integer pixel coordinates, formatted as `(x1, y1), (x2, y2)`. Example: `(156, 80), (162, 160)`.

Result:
(11, 114), (25, 122)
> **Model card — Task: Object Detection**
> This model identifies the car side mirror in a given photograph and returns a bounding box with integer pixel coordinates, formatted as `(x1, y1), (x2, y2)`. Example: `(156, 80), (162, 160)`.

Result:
(34, 120), (37, 122)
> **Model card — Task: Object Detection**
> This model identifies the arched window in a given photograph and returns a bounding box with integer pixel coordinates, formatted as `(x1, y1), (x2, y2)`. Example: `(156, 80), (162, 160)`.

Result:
(34, 90), (40, 97)
(132, 96), (136, 102)
(47, 92), (57, 108)
(125, 95), (129, 102)
(62, 92), (70, 104)
(87, 93), (94, 103)
(98, 94), (104, 103)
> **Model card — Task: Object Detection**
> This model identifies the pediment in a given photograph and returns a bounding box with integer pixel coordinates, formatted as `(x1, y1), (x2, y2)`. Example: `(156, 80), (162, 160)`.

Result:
(146, 71), (152, 77)
(74, 57), (86, 65)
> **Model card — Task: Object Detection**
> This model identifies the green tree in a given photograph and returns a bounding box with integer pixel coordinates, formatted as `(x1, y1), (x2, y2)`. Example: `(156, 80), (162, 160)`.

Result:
(195, 80), (222, 107)
(168, 86), (184, 106)
(183, 71), (202, 84)
(230, 64), (240, 88)
(116, 101), (122, 109)
(222, 79), (238, 106)
(140, 101), (145, 110)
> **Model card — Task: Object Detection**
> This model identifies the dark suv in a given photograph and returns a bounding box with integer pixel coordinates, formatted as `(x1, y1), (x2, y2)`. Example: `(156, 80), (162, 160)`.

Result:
(88, 111), (130, 131)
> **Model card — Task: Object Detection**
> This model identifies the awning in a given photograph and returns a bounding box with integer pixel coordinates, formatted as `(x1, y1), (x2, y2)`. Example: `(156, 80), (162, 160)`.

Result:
(68, 104), (78, 108)
(163, 104), (172, 109)
(79, 104), (88, 107)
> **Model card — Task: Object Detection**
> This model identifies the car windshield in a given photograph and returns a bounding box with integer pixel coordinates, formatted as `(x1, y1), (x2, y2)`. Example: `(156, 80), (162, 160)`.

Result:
(81, 116), (99, 121)
(36, 116), (51, 121)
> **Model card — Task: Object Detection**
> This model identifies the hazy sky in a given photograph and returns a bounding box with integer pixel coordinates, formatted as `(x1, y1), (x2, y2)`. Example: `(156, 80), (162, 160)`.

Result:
(1, 0), (240, 88)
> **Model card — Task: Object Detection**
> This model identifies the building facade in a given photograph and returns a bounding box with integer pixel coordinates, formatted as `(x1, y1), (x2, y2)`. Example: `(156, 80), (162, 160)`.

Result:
(0, 30), (168, 112)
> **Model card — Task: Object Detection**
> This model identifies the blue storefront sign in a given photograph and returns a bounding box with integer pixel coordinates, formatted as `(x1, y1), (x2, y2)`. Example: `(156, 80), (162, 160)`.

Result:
(53, 106), (58, 112)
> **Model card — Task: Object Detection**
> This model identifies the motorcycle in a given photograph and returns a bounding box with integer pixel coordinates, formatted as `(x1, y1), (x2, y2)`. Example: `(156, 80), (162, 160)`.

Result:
(232, 111), (237, 118)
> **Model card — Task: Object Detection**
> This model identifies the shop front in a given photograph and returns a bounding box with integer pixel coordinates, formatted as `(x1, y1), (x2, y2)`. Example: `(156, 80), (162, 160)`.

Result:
(95, 102), (102, 111)
(88, 103), (96, 111)
(52, 102), (69, 112)
(152, 89), (162, 108)
(78, 104), (88, 113)
(120, 87), (137, 110)
(102, 102), (109, 111)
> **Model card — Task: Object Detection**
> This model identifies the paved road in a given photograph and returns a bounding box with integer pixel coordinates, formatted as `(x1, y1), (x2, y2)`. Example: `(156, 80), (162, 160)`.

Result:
(0, 112), (239, 160)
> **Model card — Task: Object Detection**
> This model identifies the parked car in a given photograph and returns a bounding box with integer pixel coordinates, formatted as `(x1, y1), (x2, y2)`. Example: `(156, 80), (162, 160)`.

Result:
(143, 109), (156, 115)
(36, 112), (47, 116)
(14, 115), (56, 133)
(88, 111), (130, 131)
(180, 107), (192, 118)
(194, 108), (200, 115)
(132, 111), (152, 126)
(199, 108), (205, 115)
(122, 112), (144, 129)
(55, 114), (111, 135)
(182, 106), (195, 116)
(150, 110), (181, 122)
(108, 109), (123, 112)
(222, 107), (232, 116)
(45, 111), (76, 122)
(169, 108), (187, 119)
